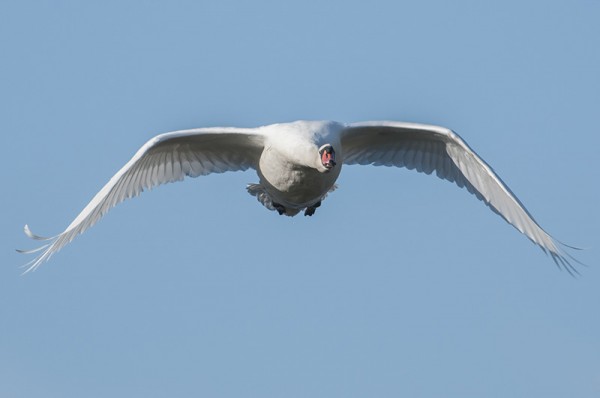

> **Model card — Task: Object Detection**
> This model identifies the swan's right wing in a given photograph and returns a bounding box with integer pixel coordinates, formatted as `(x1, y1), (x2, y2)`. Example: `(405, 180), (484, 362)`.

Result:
(20, 127), (265, 272)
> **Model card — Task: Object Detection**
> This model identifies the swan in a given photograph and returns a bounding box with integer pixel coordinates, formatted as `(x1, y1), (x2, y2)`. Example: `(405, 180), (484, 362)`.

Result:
(19, 120), (579, 273)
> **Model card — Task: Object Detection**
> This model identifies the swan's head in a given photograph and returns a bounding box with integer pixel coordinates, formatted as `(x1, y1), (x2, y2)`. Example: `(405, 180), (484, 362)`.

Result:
(318, 144), (336, 172)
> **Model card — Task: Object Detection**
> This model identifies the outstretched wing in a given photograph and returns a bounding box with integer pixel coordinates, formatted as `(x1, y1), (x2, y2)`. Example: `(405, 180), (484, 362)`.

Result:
(341, 121), (578, 273)
(20, 127), (265, 272)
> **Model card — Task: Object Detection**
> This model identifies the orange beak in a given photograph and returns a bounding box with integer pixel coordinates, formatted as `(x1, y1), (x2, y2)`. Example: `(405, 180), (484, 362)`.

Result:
(321, 150), (336, 169)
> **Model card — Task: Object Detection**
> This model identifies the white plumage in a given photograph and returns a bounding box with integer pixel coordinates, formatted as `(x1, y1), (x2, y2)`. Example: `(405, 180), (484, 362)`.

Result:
(19, 120), (579, 273)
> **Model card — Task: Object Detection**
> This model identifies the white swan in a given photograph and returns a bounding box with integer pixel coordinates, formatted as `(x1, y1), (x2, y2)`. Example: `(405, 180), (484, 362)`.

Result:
(19, 120), (579, 273)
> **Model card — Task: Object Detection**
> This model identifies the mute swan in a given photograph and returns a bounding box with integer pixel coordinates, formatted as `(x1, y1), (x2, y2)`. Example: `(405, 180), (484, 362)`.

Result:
(19, 120), (579, 273)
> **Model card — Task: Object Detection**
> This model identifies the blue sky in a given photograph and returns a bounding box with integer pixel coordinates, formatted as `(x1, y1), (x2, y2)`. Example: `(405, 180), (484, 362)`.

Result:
(2, 1), (599, 397)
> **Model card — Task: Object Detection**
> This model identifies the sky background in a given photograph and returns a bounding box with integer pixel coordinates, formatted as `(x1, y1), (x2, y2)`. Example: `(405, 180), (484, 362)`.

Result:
(1, 1), (599, 397)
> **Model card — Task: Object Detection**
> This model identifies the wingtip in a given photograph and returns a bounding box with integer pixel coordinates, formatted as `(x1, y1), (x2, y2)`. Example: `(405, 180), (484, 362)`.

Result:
(559, 241), (586, 251)
(19, 258), (41, 275)
(24, 224), (43, 240)
(23, 224), (34, 237)
(16, 244), (51, 255)
(548, 247), (583, 278)
(19, 225), (60, 273)
(23, 224), (59, 241)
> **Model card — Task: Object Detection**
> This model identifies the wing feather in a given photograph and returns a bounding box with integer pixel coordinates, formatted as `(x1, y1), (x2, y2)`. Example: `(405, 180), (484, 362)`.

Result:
(20, 127), (265, 272)
(341, 121), (577, 273)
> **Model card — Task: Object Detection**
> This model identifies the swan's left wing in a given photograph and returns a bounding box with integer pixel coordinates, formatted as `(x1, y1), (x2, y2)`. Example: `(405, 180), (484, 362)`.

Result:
(20, 127), (265, 272)
(341, 121), (578, 273)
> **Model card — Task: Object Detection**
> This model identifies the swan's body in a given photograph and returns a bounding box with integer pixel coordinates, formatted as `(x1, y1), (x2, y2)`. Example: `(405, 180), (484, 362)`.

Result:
(20, 120), (578, 273)
(252, 121), (342, 215)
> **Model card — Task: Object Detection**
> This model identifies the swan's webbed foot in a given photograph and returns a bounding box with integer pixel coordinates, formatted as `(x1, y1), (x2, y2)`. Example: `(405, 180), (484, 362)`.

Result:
(272, 202), (286, 215)
(304, 201), (321, 217)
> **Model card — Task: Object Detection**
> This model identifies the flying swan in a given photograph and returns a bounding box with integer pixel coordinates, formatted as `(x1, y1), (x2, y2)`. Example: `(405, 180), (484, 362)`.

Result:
(19, 120), (579, 273)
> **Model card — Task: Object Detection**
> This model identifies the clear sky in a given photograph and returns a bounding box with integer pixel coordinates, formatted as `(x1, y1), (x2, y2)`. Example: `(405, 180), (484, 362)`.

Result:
(2, 1), (599, 397)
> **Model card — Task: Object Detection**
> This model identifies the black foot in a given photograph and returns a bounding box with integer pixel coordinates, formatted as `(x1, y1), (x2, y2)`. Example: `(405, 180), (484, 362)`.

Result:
(304, 201), (321, 217)
(272, 202), (286, 215)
